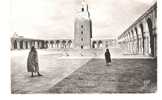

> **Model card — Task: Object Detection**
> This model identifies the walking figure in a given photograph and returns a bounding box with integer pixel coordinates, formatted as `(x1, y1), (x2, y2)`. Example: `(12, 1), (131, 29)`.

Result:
(27, 46), (42, 77)
(105, 48), (111, 66)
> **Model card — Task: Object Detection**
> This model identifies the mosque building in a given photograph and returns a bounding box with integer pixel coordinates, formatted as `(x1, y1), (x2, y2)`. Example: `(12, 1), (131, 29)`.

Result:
(11, 1), (157, 57)
(11, 0), (116, 50)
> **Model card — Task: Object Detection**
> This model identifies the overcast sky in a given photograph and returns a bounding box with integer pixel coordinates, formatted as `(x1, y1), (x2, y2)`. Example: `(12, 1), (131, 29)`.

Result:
(10, 0), (156, 39)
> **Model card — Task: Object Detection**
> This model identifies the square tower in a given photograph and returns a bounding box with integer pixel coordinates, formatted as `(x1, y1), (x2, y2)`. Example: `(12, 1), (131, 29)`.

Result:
(74, 0), (92, 49)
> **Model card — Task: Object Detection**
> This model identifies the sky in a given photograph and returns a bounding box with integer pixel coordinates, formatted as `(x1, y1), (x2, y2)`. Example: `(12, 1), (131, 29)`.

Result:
(10, 0), (156, 39)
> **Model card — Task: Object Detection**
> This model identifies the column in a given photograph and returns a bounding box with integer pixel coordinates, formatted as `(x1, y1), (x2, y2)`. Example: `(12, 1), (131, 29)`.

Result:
(39, 41), (42, 49)
(152, 10), (157, 57)
(133, 29), (137, 54)
(137, 25), (142, 54)
(128, 32), (132, 54)
(23, 41), (26, 49)
(28, 41), (31, 49)
(143, 19), (150, 55)
(135, 28), (139, 54)
(37, 41), (39, 49)
(126, 35), (129, 53)
(11, 39), (14, 50)
(17, 40), (20, 49)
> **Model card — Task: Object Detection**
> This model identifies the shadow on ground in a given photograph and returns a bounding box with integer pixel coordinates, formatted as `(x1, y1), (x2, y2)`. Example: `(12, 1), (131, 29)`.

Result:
(48, 58), (157, 93)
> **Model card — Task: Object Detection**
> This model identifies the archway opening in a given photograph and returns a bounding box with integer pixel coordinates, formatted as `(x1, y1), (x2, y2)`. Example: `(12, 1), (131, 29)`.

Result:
(68, 40), (72, 48)
(92, 41), (97, 48)
(45, 41), (49, 48)
(50, 40), (54, 48)
(62, 40), (66, 48)
(135, 27), (139, 54)
(140, 23), (145, 55)
(56, 40), (60, 48)
(98, 40), (103, 48)
(41, 41), (44, 49)
(105, 41), (108, 48)
(147, 18), (154, 56)
(14, 40), (17, 49)
(20, 40), (23, 49)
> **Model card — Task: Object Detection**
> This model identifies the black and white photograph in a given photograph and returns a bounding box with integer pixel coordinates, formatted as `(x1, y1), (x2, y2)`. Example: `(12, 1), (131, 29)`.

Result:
(10, 0), (157, 94)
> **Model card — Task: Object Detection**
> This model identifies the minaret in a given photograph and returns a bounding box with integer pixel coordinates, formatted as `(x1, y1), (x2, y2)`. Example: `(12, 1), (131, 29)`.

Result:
(81, 0), (90, 17)
(74, 0), (92, 49)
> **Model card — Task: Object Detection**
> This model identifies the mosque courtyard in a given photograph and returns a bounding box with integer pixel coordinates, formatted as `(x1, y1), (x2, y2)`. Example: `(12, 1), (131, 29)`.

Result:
(11, 48), (157, 93)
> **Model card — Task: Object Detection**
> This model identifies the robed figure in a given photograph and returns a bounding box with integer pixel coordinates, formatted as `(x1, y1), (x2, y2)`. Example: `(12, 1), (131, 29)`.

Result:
(105, 49), (111, 65)
(27, 46), (42, 77)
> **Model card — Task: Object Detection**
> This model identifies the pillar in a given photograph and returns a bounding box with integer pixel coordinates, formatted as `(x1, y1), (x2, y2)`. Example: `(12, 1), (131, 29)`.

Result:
(137, 25), (143, 54)
(39, 41), (42, 49)
(128, 32), (132, 54)
(11, 39), (14, 50)
(23, 41), (26, 49)
(152, 10), (157, 57)
(28, 41), (31, 49)
(132, 29), (137, 54)
(143, 19), (151, 56)
(17, 40), (20, 49)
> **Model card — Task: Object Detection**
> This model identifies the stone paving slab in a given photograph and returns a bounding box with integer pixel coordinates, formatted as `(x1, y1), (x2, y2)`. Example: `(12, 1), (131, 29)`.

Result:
(11, 52), (91, 93)
(11, 49), (157, 93)
(48, 59), (157, 93)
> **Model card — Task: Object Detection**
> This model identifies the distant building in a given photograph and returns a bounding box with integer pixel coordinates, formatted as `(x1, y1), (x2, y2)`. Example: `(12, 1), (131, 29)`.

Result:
(117, 2), (157, 57)
(92, 39), (117, 49)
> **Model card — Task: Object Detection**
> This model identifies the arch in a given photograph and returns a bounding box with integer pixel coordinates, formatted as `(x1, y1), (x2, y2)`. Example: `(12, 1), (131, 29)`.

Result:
(50, 40), (54, 48)
(98, 40), (103, 48)
(37, 41), (40, 49)
(131, 30), (136, 54)
(126, 33), (130, 52)
(20, 40), (23, 49)
(105, 41), (108, 48)
(35, 41), (39, 49)
(68, 40), (72, 44)
(68, 40), (72, 48)
(28, 41), (32, 49)
(140, 23), (145, 55)
(13, 40), (17, 49)
(92, 41), (97, 48)
(41, 41), (45, 48)
(31, 41), (35, 47)
(25, 41), (28, 49)
(147, 18), (154, 56)
(45, 41), (49, 48)
(128, 32), (132, 53)
(135, 27), (139, 53)
(56, 40), (60, 48)
(62, 40), (66, 48)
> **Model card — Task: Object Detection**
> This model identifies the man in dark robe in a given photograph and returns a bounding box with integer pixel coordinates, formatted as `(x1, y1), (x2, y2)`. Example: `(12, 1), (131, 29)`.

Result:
(27, 46), (42, 77)
(105, 48), (111, 66)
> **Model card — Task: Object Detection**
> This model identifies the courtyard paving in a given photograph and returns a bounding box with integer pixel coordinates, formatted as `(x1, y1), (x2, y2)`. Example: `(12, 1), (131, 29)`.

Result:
(48, 58), (157, 93)
(11, 48), (157, 93)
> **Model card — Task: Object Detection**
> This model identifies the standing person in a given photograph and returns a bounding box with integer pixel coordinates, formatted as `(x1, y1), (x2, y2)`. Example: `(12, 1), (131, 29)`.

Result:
(27, 46), (42, 77)
(105, 48), (111, 66)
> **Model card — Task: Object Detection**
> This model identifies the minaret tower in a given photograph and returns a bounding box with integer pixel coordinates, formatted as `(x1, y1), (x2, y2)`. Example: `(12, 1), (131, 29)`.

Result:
(74, 0), (92, 49)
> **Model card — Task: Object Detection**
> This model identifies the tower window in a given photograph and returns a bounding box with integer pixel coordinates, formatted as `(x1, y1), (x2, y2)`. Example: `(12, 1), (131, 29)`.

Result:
(81, 25), (83, 28)
(81, 38), (83, 41)
(81, 31), (83, 34)
(81, 8), (84, 12)
(81, 45), (83, 49)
